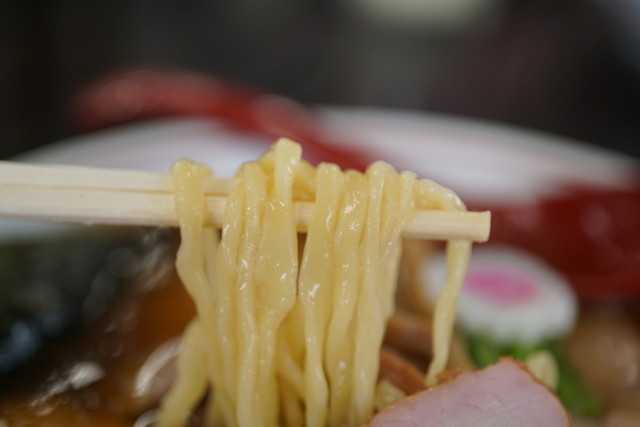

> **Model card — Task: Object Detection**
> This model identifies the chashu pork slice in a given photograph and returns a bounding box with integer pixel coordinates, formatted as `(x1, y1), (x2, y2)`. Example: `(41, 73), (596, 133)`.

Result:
(368, 357), (569, 427)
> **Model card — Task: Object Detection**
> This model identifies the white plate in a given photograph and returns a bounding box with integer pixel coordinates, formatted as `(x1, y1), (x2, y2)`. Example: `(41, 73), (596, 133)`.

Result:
(5, 108), (637, 238)
(322, 108), (637, 204)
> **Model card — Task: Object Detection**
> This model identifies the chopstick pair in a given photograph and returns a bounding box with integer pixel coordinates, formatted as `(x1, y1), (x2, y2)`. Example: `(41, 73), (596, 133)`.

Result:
(0, 161), (491, 242)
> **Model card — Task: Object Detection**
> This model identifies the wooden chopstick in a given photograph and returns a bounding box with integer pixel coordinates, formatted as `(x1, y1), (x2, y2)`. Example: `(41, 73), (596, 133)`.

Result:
(0, 161), (231, 194)
(0, 161), (491, 242)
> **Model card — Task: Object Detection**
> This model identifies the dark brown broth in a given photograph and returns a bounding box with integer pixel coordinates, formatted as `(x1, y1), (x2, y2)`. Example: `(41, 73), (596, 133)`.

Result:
(0, 229), (194, 426)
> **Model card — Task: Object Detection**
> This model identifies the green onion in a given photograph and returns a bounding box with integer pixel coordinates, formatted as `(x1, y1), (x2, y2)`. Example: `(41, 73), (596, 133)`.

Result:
(465, 334), (601, 417)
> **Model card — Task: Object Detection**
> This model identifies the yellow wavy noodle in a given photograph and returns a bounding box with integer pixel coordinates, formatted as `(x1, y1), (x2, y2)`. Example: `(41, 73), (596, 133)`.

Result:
(160, 138), (471, 426)
(157, 322), (208, 426)
(298, 163), (343, 427)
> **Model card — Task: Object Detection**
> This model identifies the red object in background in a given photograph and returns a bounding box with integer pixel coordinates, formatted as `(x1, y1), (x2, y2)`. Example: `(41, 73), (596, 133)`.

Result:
(482, 187), (640, 302)
(72, 68), (370, 171)
(72, 67), (640, 302)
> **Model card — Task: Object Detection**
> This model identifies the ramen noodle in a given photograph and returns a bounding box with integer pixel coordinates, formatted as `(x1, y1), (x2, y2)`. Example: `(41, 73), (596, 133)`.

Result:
(158, 138), (471, 427)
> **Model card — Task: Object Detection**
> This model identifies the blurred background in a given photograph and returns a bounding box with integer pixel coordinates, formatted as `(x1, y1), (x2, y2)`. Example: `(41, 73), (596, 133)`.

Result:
(2, 0), (640, 159)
